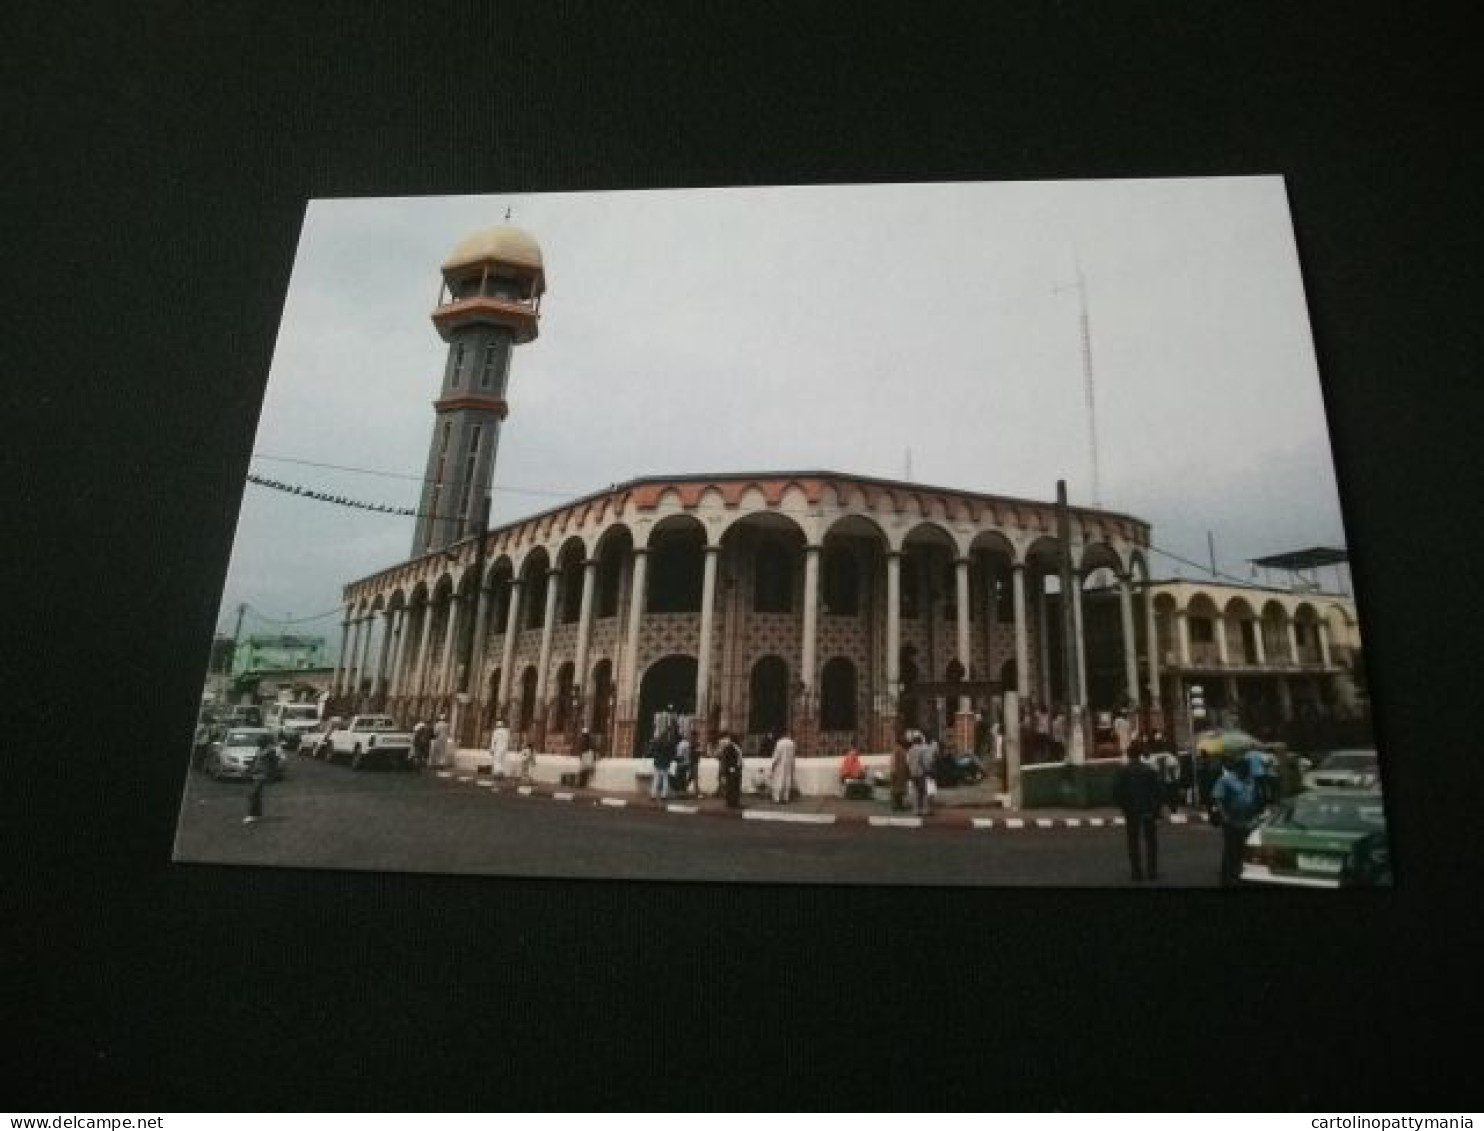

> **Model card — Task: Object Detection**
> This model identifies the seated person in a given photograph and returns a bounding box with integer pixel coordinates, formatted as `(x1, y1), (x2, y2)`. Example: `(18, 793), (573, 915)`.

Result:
(839, 749), (865, 782)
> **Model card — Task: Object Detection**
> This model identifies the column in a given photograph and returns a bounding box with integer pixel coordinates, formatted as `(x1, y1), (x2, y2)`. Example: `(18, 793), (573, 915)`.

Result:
(372, 607), (395, 697)
(953, 556), (974, 749)
(1285, 620), (1299, 666)
(620, 549), (650, 742)
(1276, 676), (1293, 721)
(1011, 563), (1030, 697)
(1036, 574), (1051, 702)
(1143, 585), (1161, 708)
(467, 576), (492, 697)
(799, 544), (821, 754)
(693, 546), (720, 725)
(1118, 574), (1138, 706)
(496, 580), (523, 711)
(354, 614), (376, 702)
(572, 558), (599, 705)
(1177, 608), (1192, 667)
(533, 568), (561, 724)
(412, 600), (436, 699)
(331, 616), (351, 695)
(1318, 621), (1332, 668)
(437, 594), (464, 696)
(1215, 610), (1230, 666)
(1071, 571), (1088, 707)
(387, 608), (411, 700)
(342, 616), (364, 698)
(884, 551), (901, 746)
(1253, 619), (1267, 665)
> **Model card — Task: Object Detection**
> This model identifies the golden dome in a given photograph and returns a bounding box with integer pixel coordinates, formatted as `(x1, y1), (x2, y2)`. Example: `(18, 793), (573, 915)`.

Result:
(441, 225), (545, 289)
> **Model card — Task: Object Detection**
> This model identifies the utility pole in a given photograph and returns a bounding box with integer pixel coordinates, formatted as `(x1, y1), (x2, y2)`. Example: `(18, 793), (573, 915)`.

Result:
(1054, 256), (1102, 508)
(1208, 531), (1218, 578)
(1055, 480), (1082, 758)
(224, 602), (246, 706)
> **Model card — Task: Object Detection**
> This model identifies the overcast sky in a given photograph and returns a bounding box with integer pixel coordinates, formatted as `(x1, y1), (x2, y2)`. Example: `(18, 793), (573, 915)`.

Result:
(219, 177), (1349, 648)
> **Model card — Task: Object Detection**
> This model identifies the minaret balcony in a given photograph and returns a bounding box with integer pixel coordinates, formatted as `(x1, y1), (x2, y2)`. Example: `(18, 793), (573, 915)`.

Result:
(432, 296), (539, 344)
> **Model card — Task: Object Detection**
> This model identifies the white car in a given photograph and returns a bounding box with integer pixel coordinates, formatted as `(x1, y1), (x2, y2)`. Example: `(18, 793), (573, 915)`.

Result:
(1302, 749), (1379, 791)
(207, 727), (282, 782)
(267, 702), (322, 750)
(326, 714), (417, 771)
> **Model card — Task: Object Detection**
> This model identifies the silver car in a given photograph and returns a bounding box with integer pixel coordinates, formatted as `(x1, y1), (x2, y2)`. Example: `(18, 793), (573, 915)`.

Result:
(207, 727), (279, 782)
(1302, 749), (1379, 790)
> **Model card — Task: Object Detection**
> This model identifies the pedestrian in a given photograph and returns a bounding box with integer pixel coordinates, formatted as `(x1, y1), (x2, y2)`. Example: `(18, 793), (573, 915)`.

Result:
(1149, 743), (1182, 813)
(517, 736), (535, 783)
(244, 734), (280, 824)
(1050, 709), (1067, 760)
(576, 727), (596, 789)
(1113, 710), (1132, 757)
(649, 732), (674, 801)
(489, 718), (511, 780)
(769, 727), (796, 803)
(1113, 747), (1163, 881)
(1243, 746), (1272, 808)
(412, 720), (431, 771)
(889, 735), (910, 811)
(1210, 757), (1263, 886)
(672, 730), (693, 797)
(908, 733), (933, 815)
(717, 729), (743, 808)
(432, 713), (450, 769)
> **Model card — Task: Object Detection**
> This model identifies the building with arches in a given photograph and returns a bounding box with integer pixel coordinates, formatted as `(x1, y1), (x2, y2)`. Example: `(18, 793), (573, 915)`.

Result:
(328, 470), (1158, 758)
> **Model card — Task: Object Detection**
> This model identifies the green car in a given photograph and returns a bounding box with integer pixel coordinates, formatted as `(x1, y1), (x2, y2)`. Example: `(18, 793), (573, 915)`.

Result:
(1241, 788), (1388, 888)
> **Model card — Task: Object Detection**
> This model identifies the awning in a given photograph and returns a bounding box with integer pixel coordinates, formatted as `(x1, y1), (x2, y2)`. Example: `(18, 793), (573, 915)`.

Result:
(1248, 546), (1348, 571)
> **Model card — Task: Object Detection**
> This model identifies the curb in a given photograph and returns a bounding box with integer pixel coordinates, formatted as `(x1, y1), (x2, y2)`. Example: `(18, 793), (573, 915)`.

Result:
(432, 774), (1216, 832)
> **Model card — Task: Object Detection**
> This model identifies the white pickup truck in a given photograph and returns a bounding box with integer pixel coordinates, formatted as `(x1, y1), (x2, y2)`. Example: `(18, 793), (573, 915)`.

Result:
(326, 714), (417, 771)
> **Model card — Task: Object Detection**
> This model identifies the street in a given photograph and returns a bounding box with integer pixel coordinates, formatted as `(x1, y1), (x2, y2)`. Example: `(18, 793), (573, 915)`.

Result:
(174, 753), (1225, 886)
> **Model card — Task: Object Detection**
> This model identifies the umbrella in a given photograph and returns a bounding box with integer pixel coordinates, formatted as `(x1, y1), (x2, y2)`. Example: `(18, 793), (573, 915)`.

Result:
(1196, 729), (1263, 756)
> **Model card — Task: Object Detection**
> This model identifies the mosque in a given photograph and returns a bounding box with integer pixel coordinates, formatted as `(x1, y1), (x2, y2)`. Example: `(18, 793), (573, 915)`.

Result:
(322, 223), (1357, 759)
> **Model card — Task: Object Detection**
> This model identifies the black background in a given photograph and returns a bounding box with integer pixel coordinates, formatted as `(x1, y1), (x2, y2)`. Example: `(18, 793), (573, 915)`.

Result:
(5, 0), (1482, 1111)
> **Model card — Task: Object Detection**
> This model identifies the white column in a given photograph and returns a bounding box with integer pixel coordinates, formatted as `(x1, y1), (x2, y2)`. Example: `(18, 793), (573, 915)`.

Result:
(1012, 563), (1030, 697)
(1286, 620), (1300, 666)
(387, 608), (410, 700)
(342, 616), (364, 697)
(885, 552), (901, 701)
(1318, 620), (1333, 668)
(1071, 571), (1088, 707)
(331, 616), (351, 695)
(1177, 608), (1192, 667)
(801, 545), (821, 695)
(1036, 574), (1051, 703)
(954, 557), (971, 713)
(533, 568), (560, 709)
(982, 559), (996, 680)
(1143, 586), (1161, 707)
(497, 580), (523, 709)
(438, 595), (464, 695)
(1118, 575), (1138, 705)
(354, 615), (376, 700)
(695, 546), (720, 717)
(622, 549), (649, 711)
(573, 559), (598, 698)
(1215, 610), (1231, 666)
(467, 576), (492, 699)
(373, 608), (396, 696)
(412, 601), (437, 697)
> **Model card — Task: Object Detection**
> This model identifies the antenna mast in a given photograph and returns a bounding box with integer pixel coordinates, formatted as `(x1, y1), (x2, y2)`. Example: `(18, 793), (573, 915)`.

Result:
(1055, 253), (1102, 508)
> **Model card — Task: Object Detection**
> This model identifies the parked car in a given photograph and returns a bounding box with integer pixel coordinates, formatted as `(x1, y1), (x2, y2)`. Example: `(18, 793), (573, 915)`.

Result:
(299, 716), (342, 759)
(206, 727), (282, 782)
(326, 714), (417, 771)
(1241, 788), (1387, 888)
(267, 702), (322, 750)
(1302, 749), (1379, 790)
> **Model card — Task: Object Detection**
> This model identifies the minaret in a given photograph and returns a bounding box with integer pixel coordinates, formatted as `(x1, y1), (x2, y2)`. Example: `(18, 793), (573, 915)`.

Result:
(412, 224), (546, 555)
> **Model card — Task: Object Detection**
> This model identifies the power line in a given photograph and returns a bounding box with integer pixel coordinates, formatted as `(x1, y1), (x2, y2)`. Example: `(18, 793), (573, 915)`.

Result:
(252, 452), (579, 499)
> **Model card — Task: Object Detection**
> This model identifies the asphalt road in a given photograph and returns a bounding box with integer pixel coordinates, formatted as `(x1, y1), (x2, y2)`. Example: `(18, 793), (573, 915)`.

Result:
(173, 753), (1225, 887)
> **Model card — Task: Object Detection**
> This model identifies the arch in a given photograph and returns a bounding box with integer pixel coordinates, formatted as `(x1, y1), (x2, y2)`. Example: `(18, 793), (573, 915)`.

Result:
(819, 657), (857, 730)
(821, 539), (861, 616)
(517, 665), (539, 733)
(551, 661), (575, 730)
(593, 526), (634, 619)
(748, 655), (790, 737)
(556, 539), (586, 625)
(1078, 540), (1124, 580)
(637, 654), (698, 751)
(819, 510), (888, 545)
(589, 657), (615, 741)
(647, 519), (706, 613)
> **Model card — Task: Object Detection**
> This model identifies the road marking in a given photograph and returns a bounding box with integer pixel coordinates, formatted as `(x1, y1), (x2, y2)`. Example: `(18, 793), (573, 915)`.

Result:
(553, 792), (574, 802)
(435, 771), (453, 779)
(1169, 813), (1188, 825)
(1004, 818), (1025, 829)
(666, 803), (699, 814)
(970, 818), (995, 830)
(868, 816), (923, 828)
(517, 785), (534, 796)
(1064, 818), (1082, 828)
(1035, 818), (1054, 829)
(475, 780), (494, 788)
(743, 810), (836, 824)
(456, 775), (473, 783)
(600, 797), (627, 808)
(1113, 817), (1126, 826)
(1088, 817), (1105, 827)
